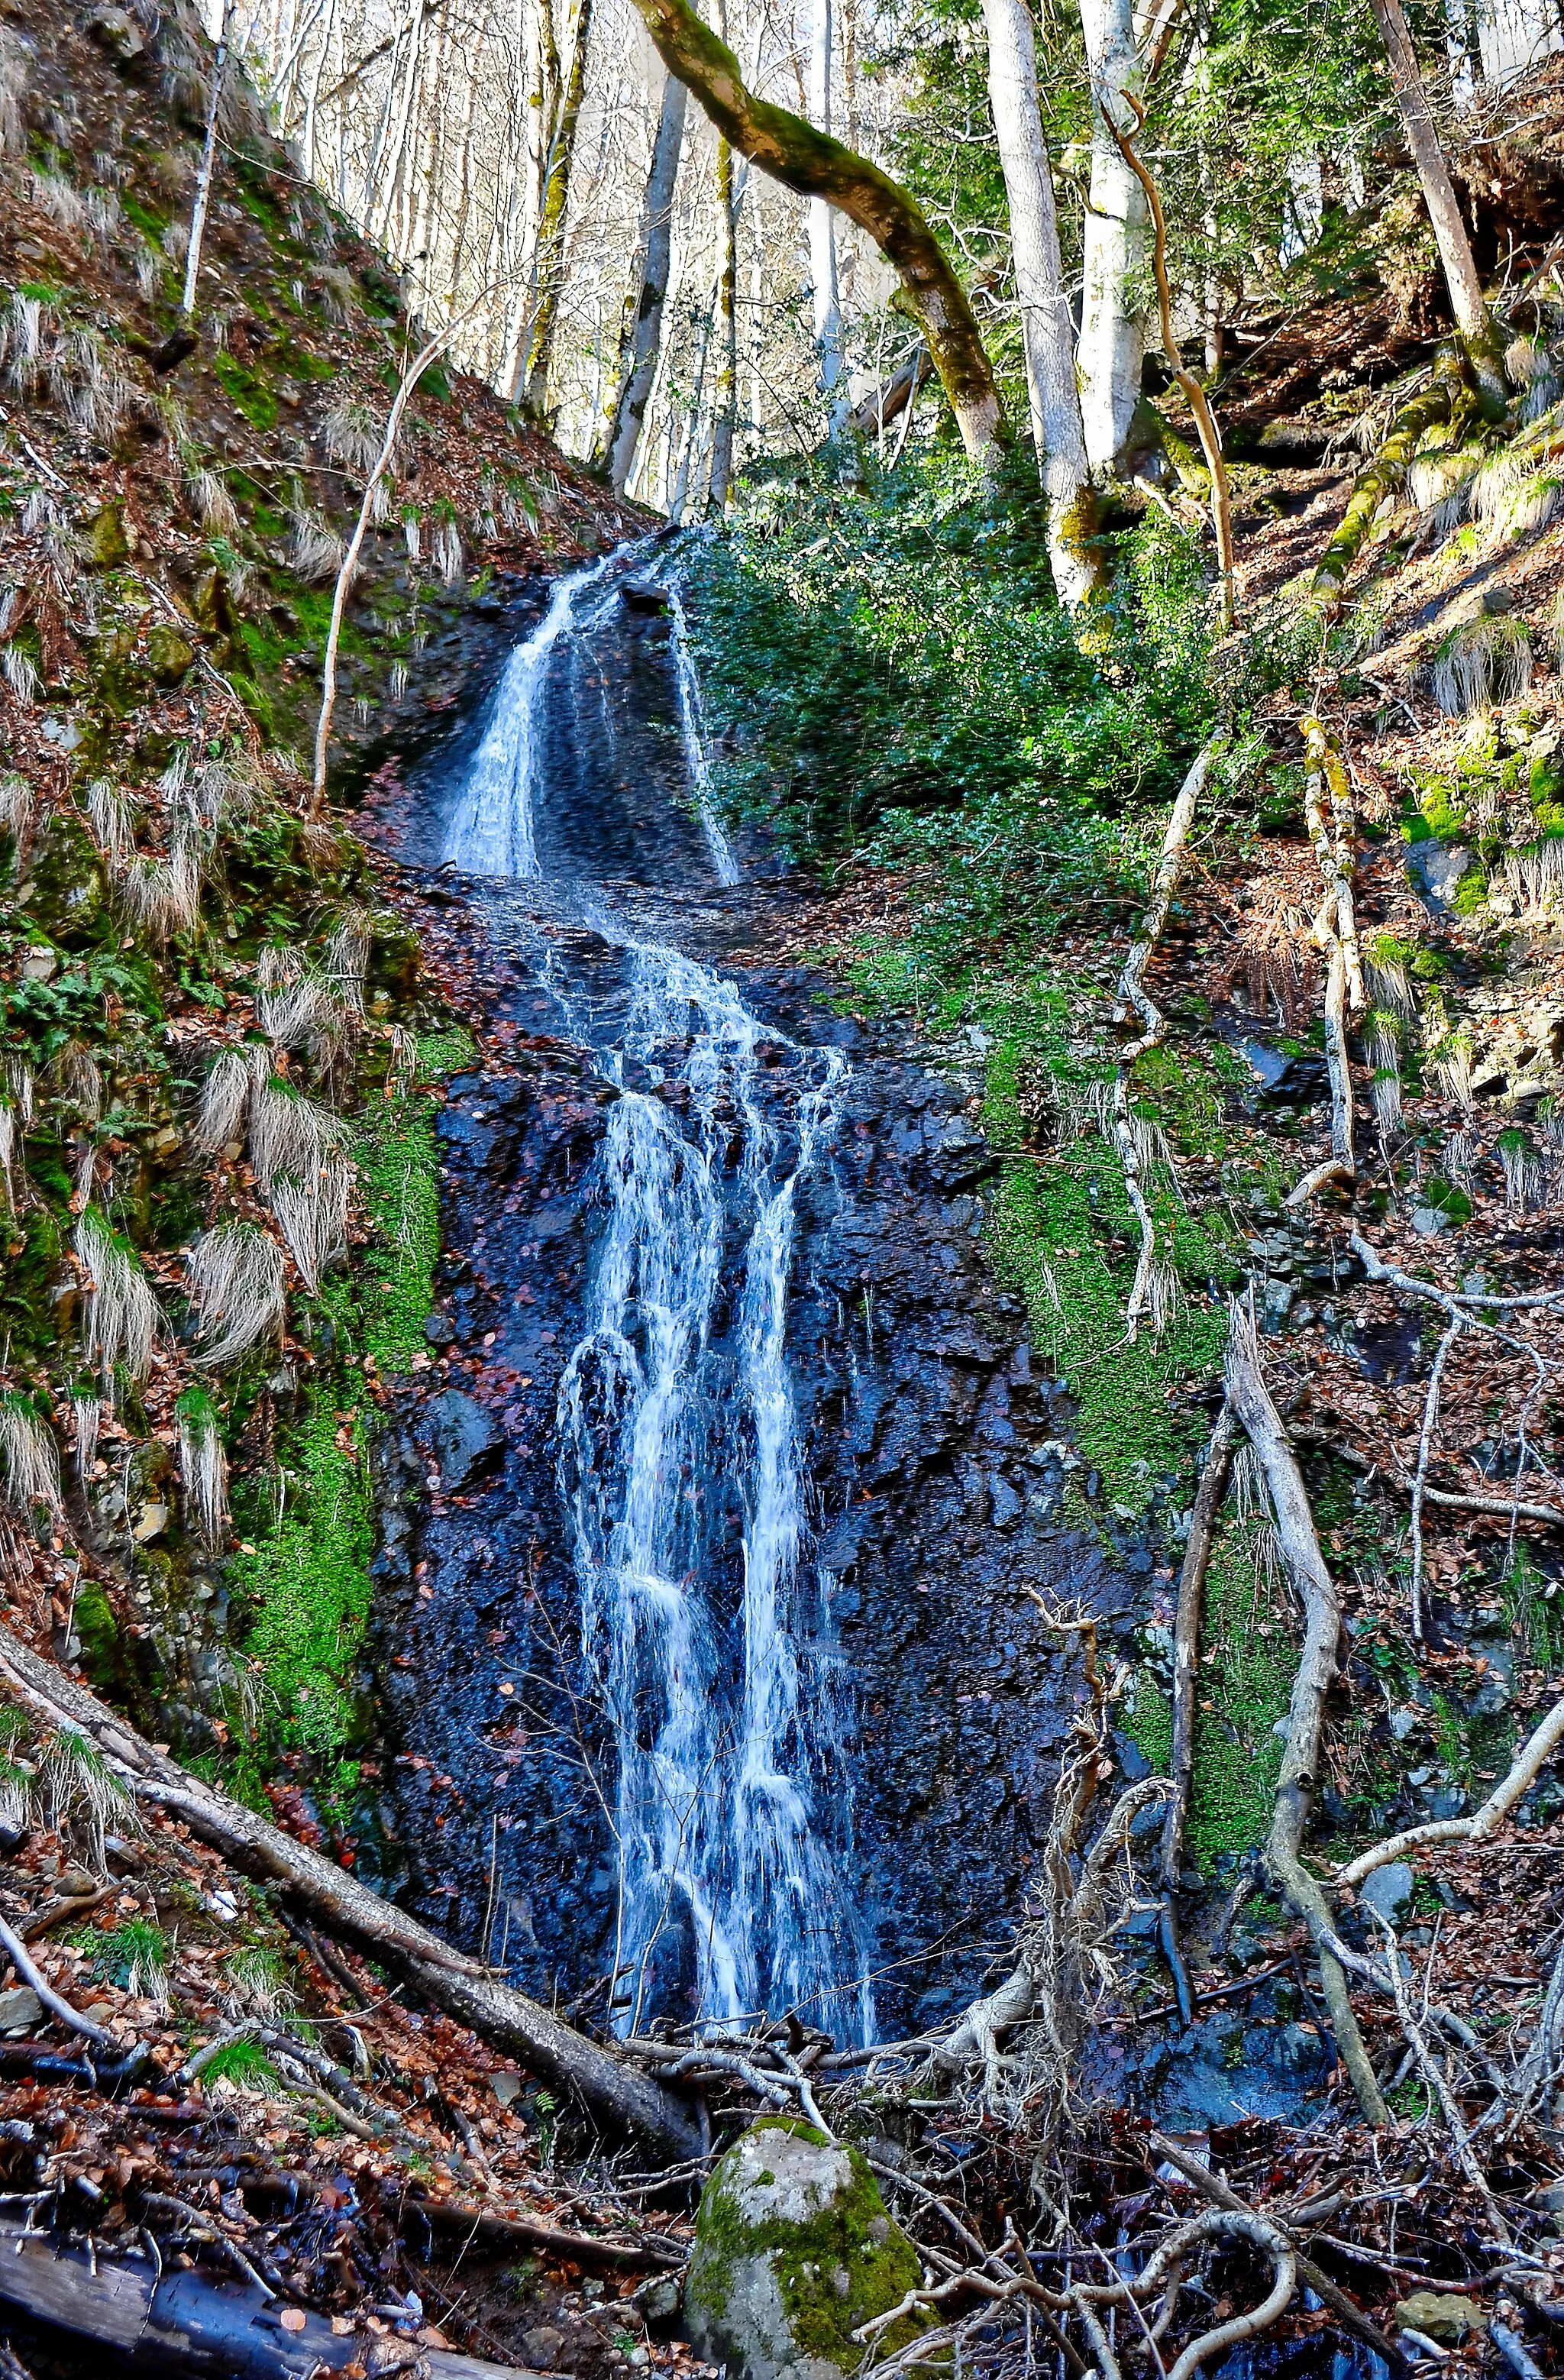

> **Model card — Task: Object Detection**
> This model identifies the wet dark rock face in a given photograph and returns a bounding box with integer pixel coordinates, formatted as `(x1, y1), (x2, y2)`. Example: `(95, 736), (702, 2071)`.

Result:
(369, 942), (1118, 2038)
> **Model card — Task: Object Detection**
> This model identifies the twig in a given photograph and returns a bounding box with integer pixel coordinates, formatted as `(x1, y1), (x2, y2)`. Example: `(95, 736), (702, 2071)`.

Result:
(1337, 1693), (1564, 1887)
(1408, 1311), (1462, 1642)
(0, 1913), (115, 2050)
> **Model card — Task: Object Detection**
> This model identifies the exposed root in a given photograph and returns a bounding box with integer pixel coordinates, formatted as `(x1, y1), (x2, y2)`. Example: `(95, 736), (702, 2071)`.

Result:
(1224, 1296), (1387, 2124)
(1285, 716), (1359, 1204)
(1112, 742), (1214, 1338)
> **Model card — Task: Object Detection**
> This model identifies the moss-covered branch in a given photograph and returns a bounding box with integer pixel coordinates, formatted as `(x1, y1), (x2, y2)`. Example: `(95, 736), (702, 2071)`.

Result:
(1309, 355), (1467, 613)
(623, 0), (1007, 459)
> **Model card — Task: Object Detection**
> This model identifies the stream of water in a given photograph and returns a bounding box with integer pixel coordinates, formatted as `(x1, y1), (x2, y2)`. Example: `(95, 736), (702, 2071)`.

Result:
(441, 554), (874, 2043)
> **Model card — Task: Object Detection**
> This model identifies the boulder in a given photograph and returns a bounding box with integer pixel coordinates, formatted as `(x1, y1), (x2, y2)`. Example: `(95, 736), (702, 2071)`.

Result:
(1394, 2292), (1483, 2345)
(424, 1389), (502, 1491)
(1359, 1862), (1414, 1929)
(685, 2119), (933, 2380)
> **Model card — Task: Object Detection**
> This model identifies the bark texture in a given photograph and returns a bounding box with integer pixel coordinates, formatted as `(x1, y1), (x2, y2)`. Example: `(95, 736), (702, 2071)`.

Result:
(981, 0), (1100, 606)
(522, 0), (596, 419)
(1078, 0), (1147, 474)
(623, 0), (1007, 458)
(1366, 0), (1507, 412)
(604, 75), (689, 494)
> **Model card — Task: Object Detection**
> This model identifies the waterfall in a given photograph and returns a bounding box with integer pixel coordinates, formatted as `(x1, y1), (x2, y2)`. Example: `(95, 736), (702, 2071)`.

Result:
(441, 552), (619, 878)
(663, 574), (742, 888)
(444, 552), (875, 2044)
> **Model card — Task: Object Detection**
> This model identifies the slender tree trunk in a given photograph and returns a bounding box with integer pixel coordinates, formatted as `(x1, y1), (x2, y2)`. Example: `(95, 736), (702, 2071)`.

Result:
(625, 0), (1007, 458)
(181, 0), (235, 321)
(1366, 0), (1506, 411)
(668, 299), (713, 522)
(523, 0), (596, 416)
(809, 0), (849, 427)
(1078, 0), (1148, 474)
(605, 73), (689, 490)
(709, 133), (738, 507)
(981, 0), (1100, 606)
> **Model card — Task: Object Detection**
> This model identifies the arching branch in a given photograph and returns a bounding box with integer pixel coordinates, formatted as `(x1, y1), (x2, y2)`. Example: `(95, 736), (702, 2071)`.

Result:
(623, 0), (1007, 460)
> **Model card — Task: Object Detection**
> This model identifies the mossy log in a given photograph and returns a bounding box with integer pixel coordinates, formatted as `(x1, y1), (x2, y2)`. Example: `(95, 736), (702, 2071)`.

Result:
(1310, 358), (1467, 613)
(623, 0), (1006, 461)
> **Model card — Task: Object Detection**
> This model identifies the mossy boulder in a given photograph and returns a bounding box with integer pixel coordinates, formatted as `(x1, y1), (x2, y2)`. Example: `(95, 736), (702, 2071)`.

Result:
(88, 502), (131, 569)
(145, 623), (196, 684)
(686, 2120), (935, 2380)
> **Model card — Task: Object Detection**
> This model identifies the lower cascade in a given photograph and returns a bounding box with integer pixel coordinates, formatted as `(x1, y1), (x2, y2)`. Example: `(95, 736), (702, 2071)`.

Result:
(438, 553), (874, 2042)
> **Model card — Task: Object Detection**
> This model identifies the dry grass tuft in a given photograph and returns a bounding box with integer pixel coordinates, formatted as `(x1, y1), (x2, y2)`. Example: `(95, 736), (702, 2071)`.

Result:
(0, 1396), (63, 1532)
(76, 1208), (158, 1392)
(186, 1221), (286, 1368)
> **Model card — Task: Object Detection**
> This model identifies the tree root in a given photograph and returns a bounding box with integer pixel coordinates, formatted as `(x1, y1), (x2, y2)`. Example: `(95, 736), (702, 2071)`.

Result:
(1338, 1692), (1564, 1887)
(1310, 352), (1469, 612)
(1224, 1299), (1388, 2123)
(1113, 741), (1215, 1337)
(1285, 716), (1360, 1205)
(1158, 1399), (1237, 2022)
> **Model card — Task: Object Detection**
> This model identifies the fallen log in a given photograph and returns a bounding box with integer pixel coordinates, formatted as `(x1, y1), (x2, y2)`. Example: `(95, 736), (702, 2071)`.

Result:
(0, 1625), (703, 2163)
(0, 2218), (537, 2379)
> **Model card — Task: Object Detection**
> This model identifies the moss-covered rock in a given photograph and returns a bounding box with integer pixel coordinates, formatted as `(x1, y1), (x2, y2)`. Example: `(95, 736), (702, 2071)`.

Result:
(685, 2119), (935, 2380)
(145, 622), (195, 684)
(88, 501), (131, 569)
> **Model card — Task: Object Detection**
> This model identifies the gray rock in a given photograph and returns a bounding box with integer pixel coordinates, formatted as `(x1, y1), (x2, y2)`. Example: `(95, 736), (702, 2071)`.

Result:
(425, 1389), (502, 1491)
(1405, 839), (1472, 914)
(1359, 1863), (1414, 1928)
(0, 1987), (44, 2032)
(685, 2120), (929, 2380)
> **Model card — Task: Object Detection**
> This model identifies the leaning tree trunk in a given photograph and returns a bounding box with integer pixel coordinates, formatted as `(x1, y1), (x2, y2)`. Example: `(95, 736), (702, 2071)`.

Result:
(1077, 0), (1148, 474)
(981, 0), (1101, 606)
(603, 73), (690, 491)
(523, 0), (596, 419)
(0, 1622), (705, 2160)
(1366, 0), (1507, 413)
(625, 0), (1007, 459)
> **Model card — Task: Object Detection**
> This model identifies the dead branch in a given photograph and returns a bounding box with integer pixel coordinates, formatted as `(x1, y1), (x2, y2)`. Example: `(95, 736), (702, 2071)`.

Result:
(1106, 102), (1235, 632)
(1408, 1309), (1463, 1641)
(1284, 719), (1360, 1206)
(1159, 1399), (1237, 2020)
(1113, 742), (1215, 1338)
(1365, 1905), (1511, 2244)
(1224, 1298), (1388, 2123)
(0, 1910), (116, 2051)
(1145, 2132), (1411, 2374)
(1337, 1693), (1564, 1887)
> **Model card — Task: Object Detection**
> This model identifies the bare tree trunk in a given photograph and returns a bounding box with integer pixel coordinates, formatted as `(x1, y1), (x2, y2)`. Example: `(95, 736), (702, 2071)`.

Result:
(523, 0), (596, 417)
(625, 0), (1007, 458)
(1078, 0), (1148, 474)
(605, 73), (689, 491)
(709, 134), (738, 507)
(1366, 0), (1507, 411)
(181, 0), (236, 321)
(981, 0), (1100, 606)
(809, 0), (849, 428)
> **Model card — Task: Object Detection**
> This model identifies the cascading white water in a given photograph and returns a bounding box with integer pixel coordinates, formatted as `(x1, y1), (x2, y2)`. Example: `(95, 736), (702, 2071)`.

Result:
(446, 552), (874, 2043)
(663, 574), (742, 888)
(442, 553), (619, 877)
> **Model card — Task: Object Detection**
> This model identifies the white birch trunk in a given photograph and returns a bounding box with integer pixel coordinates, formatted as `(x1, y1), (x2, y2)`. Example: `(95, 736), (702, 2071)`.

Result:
(181, 0), (235, 320)
(981, 0), (1099, 605)
(809, 0), (848, 428)
(1078, 0), (1148, 474)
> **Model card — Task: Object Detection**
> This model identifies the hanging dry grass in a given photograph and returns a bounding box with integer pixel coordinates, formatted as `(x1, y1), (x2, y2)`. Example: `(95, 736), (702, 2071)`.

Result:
(192, 1046), (254, 1156)
(1428, 613), (1533, 717)
(118, 830), (202, 942)
(86, 776), (141, 875)
(288, 506), (345, 584)
(176, 1388), (230, 1551)
(73, 1395), (100, 1485)
(0, 1396), (63, 1533)
(0, 26), (28, 155)
(76, 1209), (158, 1392)
(50, 1040), (103, 1123)
(186, 1221), (286, 1368)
